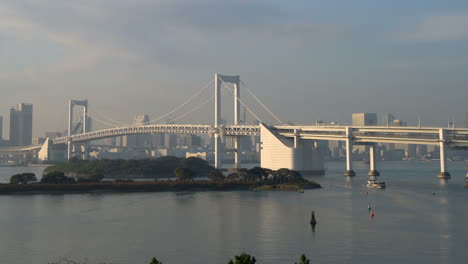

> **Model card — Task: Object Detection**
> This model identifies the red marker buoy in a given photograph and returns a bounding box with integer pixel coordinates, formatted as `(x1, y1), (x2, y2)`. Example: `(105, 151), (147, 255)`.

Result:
(370, 209), (375, 219)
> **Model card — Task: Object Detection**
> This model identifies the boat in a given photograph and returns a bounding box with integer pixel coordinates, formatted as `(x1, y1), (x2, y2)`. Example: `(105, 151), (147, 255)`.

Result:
(367, 180), (386, 189)
(298, 188), (304, 193)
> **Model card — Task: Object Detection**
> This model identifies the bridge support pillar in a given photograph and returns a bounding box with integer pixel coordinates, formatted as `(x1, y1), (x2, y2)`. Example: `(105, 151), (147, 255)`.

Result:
(214, 135), (221, 169)
(437, 129), (450, 179)
(368, 144), (380, 177)
(233, 136), (240, 168)
(67, 140), (72, 162)
(344, 127), (355, 177)
(81, 144), (87, 160)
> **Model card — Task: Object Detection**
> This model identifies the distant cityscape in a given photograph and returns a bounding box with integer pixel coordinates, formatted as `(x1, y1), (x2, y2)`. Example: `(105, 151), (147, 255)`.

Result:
(1, 102), (467, 165)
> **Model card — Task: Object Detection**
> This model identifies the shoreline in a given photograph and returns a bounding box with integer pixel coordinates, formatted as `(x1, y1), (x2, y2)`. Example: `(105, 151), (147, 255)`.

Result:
(0, 180), (321, 195)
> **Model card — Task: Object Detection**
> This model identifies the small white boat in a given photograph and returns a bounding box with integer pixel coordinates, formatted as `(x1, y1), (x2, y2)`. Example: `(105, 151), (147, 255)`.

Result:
(367, 180), (386, 189)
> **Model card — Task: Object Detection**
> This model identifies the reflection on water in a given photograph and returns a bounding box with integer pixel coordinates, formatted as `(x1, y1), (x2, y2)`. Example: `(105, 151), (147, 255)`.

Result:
(0, 161), (467, 264)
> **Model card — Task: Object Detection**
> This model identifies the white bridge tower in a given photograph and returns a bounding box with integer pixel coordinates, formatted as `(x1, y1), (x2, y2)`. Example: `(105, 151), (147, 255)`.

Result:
(214, 74), (241, 169)
(67, 99), (89, 161)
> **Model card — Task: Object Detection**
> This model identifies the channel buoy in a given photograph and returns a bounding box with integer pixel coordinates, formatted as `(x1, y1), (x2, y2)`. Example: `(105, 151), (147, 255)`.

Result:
(370, 209), (375, 219)
(310, 211), (317, 232)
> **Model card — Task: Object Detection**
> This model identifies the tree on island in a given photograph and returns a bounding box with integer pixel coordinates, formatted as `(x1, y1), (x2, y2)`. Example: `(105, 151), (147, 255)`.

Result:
(248, 166), (271, 180)
(293, 254), (311, 264)
(41, 171), (76, 184)
(10, 173), (37, 184)
(77, 173), (105, 183)
(208, 169), (225, 181)
(44, 156), (213, 179)
(174, 167), (194, 181)
(149, 257), (163, 264)
(227, 253), (256, 264)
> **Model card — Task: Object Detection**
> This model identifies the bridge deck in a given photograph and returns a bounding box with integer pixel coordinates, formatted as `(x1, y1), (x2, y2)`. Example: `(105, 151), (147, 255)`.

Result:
(2, 124), (468, 152)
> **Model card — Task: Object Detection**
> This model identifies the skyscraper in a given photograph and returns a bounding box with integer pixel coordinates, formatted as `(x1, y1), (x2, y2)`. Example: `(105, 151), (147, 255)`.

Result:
(9, 103), (33, 146)
(123, 114), (151, 148)
(383, 113), (395, 126)
(352, 113), (378, 126)
(463, 113), (468, 128)
(0, 115), (3, 140)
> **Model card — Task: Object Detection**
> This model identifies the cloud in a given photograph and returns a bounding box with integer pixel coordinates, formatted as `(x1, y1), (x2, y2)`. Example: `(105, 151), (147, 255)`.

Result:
(398, 13), (468, 42)
(0, 0), (350, 136)
(0, 0), (344, 69)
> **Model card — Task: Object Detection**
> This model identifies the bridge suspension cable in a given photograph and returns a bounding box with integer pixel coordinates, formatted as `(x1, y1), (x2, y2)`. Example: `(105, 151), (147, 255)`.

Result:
(85, 111), (124, 128)
(147, 79), (214, 124)
(165, 95), (215, 124)
(88, 110), (130, 127)
(240, 80), (283, 124)
(220, 79), (264, 123)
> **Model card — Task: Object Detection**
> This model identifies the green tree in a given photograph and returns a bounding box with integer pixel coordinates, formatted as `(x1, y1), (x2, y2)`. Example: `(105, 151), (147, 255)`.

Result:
(181, 157), (214, 175)
(294, 254), (310, 264)
(88, 173), (104, 182)
(226, 173), (240, 181)
(41, 171), (76, 184)
(208, 169), (225, 181)
(227, 253), (256, 264)
(10, 173), (37, 184)
(174, 167), (194, 181)
(149, 257), (163, 264)
(248, 166), (270, 180)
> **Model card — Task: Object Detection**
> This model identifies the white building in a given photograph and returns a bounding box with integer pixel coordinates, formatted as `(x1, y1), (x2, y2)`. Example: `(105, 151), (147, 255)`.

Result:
(260, 124), (324, 174)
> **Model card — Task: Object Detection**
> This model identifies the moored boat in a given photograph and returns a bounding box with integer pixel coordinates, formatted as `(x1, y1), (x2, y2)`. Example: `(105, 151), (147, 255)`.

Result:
(367, 180), (386, 189)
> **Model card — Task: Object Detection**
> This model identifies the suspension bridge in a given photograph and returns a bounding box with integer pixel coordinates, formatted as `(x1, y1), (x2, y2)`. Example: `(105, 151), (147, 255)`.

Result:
(1, 73), (467, 179)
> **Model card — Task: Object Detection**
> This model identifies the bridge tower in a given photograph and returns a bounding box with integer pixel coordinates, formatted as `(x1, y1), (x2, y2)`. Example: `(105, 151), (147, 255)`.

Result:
(67, 100), (89, 161)
(214, 73), (241, 169)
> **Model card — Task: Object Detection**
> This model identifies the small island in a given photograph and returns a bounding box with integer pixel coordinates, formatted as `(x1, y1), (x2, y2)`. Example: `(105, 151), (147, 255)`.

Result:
(0, 157), (321, 194)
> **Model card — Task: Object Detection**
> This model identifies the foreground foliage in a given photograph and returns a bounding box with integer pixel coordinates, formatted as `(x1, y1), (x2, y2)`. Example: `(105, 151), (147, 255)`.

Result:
(228, 253), (257, 264)
(146, 253), (309, 264)
(149, 257), (162, 264)
(294, 254), (311, 264)
(49, 253), (310, 263)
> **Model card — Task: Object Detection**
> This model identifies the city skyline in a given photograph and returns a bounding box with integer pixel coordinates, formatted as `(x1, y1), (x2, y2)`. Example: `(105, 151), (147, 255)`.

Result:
(1, 0), (468, 137)
(1, 99), (467, 140)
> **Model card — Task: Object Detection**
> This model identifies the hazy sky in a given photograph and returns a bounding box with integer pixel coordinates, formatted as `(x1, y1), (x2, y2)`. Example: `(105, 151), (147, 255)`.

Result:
(1, 0), (468, 138)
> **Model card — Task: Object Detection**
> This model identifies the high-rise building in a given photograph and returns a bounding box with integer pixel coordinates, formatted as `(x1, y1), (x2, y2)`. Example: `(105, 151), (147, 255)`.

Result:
(352, 113), (377, 126)
(164, 134), (178, 149)
(392, 119), (407, 126)
(463, 113), (468, 128)
(0, 115), (3, 140)
(9, 103), (33, 146)
(177, 134), (202, 147)
(123, 114), (152, 148)
(383, 113), (395, 126)
(153, 133), (166, 148)
(351, 113), (378, 153)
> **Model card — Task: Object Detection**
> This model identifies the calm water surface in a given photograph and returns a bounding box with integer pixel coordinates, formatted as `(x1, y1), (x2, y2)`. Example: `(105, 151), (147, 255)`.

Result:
(0, 161), (467, 264)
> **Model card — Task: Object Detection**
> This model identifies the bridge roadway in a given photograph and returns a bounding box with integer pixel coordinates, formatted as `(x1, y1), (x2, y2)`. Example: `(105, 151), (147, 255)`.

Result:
(1, 124), (467, 178)
(2, 124), (468, 151)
